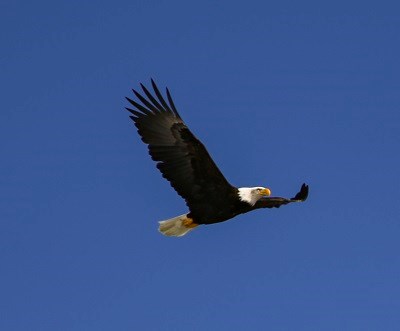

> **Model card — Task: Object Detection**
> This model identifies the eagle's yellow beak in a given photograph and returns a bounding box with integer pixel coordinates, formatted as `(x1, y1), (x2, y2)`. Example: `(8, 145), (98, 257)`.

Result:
(260, 188), (271, 196)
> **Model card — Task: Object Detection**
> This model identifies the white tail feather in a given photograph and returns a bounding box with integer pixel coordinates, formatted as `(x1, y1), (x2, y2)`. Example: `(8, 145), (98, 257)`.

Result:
(158, 214), (197, 237)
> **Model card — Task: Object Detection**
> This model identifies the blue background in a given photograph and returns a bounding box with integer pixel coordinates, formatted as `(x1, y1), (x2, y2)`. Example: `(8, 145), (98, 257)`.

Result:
(1, 1), (400, 330)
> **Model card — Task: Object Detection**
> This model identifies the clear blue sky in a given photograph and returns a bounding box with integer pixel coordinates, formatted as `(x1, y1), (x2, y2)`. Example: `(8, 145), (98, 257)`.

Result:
(1, 1), (400, 330)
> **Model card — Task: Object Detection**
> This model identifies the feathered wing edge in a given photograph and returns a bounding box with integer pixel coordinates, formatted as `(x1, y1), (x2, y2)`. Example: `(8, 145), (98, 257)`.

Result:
(254, 183), (309, 209)
(291, 183), (309, 201)
(125, 78), (181, 120)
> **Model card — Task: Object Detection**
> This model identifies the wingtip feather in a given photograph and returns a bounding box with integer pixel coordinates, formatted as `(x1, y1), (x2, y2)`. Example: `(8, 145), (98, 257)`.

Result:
(294, 183), (309, 201)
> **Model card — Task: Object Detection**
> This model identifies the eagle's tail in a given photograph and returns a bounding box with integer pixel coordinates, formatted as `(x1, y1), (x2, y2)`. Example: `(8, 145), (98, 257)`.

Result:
(158, 214), (199, 237)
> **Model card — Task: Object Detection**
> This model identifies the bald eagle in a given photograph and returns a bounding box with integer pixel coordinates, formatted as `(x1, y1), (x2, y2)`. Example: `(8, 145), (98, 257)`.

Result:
(125, 80), (308, 237)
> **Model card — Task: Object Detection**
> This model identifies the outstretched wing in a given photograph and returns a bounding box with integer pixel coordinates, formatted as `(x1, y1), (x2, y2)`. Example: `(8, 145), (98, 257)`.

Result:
(126, 80), (235, 210)
(254, 183), (309, 209)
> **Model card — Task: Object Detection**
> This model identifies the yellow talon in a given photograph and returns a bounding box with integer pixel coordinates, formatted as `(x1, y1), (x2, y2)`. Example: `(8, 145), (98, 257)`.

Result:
(182, 218), (199, 228)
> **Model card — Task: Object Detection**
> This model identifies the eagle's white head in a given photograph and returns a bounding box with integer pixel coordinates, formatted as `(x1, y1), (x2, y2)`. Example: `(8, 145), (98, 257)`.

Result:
(238, 186), (271, 206)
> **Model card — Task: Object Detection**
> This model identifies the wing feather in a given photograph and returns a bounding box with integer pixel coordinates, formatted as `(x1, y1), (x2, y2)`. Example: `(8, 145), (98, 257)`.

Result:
(139, 83), (166, 112)
(151, 79), (177, 116)
(126, 97), (152, 116)
(166, 87), (180, 118)
(133, 88), (160, 113)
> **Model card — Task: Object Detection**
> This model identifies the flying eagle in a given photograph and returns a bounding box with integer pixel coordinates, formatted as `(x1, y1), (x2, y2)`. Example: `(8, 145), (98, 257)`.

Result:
(125, 80), (308, 237)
